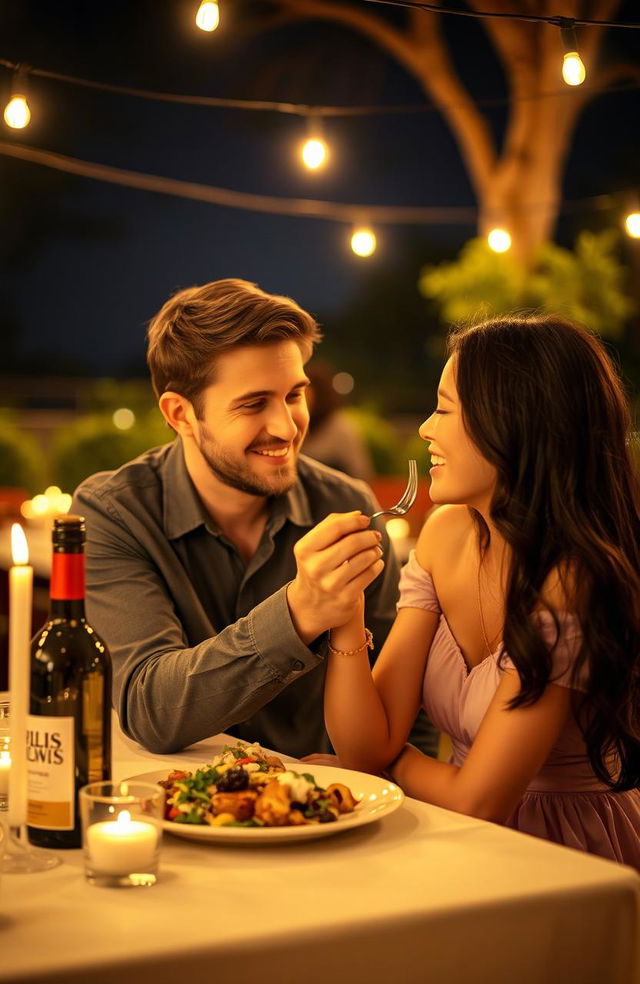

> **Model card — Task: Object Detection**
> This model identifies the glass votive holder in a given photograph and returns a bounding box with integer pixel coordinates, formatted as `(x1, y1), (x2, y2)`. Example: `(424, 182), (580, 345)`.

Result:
(79, 780), (164, 888)
(0, 697), (10, 813)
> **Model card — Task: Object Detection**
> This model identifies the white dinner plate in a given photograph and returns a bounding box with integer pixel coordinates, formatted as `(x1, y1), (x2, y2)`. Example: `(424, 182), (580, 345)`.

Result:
(126, 763), (405, 844)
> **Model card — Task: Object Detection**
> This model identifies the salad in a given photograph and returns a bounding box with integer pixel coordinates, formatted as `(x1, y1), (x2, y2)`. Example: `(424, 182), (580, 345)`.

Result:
(159, 741), (358, 828)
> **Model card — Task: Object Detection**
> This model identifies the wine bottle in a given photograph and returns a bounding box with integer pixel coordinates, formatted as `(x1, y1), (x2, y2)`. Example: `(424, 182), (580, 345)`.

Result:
(27, 515), (112, 848)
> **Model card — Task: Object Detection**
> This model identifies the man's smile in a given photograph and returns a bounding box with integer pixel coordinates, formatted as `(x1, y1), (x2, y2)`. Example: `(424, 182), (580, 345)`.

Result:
(251, 444), (293, 459)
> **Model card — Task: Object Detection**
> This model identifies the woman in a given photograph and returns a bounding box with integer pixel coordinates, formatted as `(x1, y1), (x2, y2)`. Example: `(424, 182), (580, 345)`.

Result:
(322, 314), (640, 867)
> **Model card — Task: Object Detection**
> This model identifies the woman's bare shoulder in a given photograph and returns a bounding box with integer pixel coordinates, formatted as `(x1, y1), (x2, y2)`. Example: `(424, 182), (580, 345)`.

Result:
(539, 562), (578, 614)
(415, 505), (473, 571)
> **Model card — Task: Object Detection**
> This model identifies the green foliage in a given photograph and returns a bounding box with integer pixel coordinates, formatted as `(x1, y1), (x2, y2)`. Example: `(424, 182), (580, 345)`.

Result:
(419, 230), (634, 339)
(403, 431), (431, 472)
(51, 411), (172, 492)
(87, 378), (158, 415)
(0, 414), (44, 493)
(344, 406), (405, 475)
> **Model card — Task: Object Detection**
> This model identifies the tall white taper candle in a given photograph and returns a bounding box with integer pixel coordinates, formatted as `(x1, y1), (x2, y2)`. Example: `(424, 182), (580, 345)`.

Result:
(8, 523), (33, 829)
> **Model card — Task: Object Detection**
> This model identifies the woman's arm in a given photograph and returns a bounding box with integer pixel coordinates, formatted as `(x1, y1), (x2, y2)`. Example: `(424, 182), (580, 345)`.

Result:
(324, 602), (440, 775)
(389, 668), (573, 822)
(324, 507), (452, 774)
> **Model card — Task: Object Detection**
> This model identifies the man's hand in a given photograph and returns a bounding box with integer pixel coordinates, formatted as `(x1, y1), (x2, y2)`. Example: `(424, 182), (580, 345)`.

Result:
(286, 511), (384, 644)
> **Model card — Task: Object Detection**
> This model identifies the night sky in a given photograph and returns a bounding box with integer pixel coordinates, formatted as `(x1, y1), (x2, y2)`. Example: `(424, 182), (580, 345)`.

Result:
(1, 0), (639, 377)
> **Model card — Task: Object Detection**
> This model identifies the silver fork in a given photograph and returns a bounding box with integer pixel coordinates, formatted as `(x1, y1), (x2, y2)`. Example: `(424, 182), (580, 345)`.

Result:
(371, 459), (418, 519)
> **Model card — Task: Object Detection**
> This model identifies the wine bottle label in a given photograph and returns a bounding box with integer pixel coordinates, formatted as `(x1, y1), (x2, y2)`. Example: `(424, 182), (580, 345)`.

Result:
(26, 715), (75, 830)
(50, 553), (85, 600)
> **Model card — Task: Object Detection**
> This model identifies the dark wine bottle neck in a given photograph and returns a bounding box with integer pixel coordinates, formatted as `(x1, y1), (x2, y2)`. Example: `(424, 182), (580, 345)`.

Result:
(49, 599), (86, 620)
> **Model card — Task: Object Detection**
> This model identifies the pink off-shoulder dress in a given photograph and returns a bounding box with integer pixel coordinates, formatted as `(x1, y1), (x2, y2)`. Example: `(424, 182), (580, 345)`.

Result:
(398, 551), (640, 869)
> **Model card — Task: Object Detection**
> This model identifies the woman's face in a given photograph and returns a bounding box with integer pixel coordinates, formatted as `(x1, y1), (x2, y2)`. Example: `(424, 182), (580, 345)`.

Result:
(419, 356), (497, 511)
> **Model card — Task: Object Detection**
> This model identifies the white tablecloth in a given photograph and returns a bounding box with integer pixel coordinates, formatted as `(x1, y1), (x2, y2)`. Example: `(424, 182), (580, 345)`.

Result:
(2, 720), (639, 984)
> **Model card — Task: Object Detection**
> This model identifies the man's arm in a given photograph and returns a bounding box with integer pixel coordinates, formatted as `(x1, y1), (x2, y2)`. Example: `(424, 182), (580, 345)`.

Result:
(73, 485), (324, 754)
(73, 486), (388, 755)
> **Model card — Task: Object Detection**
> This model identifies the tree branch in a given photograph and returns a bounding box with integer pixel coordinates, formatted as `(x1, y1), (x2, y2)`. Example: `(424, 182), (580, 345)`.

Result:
(231, 8), (300, 40)
(269, 1), (496, 194)
(576, 0), (622, 68)
(266, 0), (415, 66)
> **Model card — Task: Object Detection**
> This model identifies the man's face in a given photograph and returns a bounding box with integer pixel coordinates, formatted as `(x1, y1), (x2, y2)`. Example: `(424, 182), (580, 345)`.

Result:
(193, 341), (310, 497)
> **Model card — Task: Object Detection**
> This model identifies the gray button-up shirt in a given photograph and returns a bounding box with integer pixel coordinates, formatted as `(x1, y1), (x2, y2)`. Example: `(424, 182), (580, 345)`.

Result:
(72, 441), (400, 758)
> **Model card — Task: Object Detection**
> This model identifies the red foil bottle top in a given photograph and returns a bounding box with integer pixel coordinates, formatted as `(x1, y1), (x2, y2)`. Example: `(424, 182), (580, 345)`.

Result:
(50, 553), (85, 600)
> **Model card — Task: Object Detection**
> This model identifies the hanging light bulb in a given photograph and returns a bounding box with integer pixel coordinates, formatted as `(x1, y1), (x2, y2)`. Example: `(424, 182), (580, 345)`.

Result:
(559, 19), (586, 86)
(4, 67), (31, 130)
(625, 212), (640, 239)
(301, 137), (328, 170)
(487, 228), (512, 253)
(562, 51), (586, 86)
(196, 0), (219, 32)
(351, 227), (377, 257)
(300, 114), (328, 170)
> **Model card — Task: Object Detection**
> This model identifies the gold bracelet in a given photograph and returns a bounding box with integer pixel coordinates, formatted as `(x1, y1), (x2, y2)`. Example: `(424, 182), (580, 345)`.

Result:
(328, 628), (374, 656)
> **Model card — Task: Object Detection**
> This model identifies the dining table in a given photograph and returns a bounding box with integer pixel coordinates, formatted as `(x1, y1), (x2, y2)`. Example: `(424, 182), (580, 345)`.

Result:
(1, 715), (639, 984)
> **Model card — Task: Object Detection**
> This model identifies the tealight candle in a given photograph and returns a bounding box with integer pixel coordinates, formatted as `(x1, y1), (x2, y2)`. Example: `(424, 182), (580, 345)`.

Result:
(86, 810), (158, 874)
(80, 780), (164, 887)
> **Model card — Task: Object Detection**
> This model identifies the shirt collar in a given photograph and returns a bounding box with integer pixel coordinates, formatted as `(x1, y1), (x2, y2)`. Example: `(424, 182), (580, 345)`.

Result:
(161, 440), (210, 540)
(162, 440), (315, 541)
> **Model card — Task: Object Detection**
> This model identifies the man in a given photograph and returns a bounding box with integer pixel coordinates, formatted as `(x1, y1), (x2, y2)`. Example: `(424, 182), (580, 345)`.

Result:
(72, 278), (400, 758)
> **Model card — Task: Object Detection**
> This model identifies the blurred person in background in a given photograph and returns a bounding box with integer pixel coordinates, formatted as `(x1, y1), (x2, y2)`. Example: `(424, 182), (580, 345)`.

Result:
(303, 360), (374, 482)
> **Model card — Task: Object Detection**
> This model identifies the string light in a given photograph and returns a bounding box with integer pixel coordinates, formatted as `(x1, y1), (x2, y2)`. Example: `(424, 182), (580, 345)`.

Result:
(301, 114), (329, 170)
(351, 227), (377, 257)
(301, 138), (328, 170)
(3, 67), (31, 129)
(1, 55), (637, 119)
(487, 228), (512, 253)
(195, 1), (219, 33)
(363, 0), (640, 31)
(0, 139), (632, 233)
(559, 19), (586, 87)
(625, 212), (640, 239)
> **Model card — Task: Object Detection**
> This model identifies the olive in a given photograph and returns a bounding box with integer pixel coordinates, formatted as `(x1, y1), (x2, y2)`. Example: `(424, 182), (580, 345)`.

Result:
(215, 766), (250, 792)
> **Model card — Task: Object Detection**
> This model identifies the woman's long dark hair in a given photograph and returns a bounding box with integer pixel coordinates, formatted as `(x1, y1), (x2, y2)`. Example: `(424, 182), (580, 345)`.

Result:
(449, 315), (640, 791)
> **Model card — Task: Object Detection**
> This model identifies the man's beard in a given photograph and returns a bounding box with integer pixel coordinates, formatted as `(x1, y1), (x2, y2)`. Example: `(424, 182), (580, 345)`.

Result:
(197, 424), (299, 497)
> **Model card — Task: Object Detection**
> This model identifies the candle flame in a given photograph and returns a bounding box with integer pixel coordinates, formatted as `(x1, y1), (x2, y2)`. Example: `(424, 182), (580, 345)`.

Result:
(11, 523), (29, 565)
(117, 810), (132, 826)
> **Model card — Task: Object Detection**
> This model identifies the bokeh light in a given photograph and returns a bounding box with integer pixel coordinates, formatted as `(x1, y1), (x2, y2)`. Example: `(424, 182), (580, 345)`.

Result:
(350, 228), (376, 257)
(4, 95), (30, 129)
(112, 408), (136, 430)
(487, 228), (512, 253)
(195, 1), (219, 32)
(332, 372), (354, 395)
(301, 138), (328, 170)
(562, 52), (586, 86)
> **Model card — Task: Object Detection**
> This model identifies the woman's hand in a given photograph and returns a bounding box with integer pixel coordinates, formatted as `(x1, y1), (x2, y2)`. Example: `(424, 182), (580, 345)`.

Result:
(299, 753), (343, 767)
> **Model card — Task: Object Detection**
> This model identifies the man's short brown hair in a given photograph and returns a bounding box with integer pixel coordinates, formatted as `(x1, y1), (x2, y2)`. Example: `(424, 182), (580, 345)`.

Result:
(146, 278), (322, 416)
